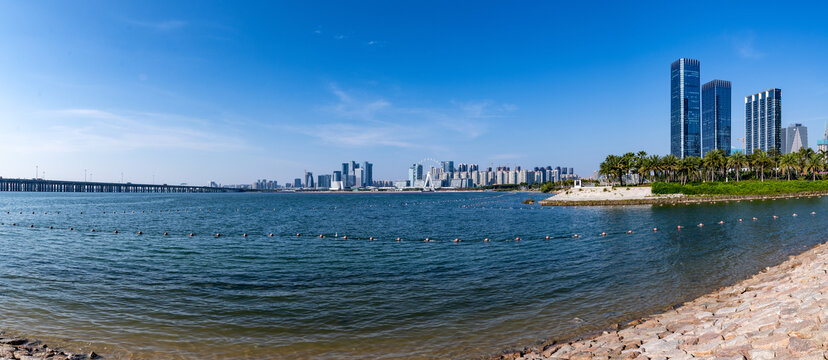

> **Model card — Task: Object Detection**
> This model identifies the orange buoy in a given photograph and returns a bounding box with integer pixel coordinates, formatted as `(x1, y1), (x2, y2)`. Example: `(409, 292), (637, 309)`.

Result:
(269, 233), (274, 237)
(91, 229), (96, 232)
(424, 238), (430, 242)
(369, 237), (374, 241)
(296, 233), (301, 237)
(190, 233), (195, 237)
(318, 234), (324, 238)
(718, 221), (724, 224)
(653, 228), (658, 231)
(698, 223), (703, 227)
(484, 238), (489, 242)
(600, 232), (606, 236)
(773, 215), (778, 219)
(573, 234), (579, 238)
(343, 235), (348, 239)
(738, 218), (743, 222)
(243, 233), (247, 237)
(752, 217), (757, 221)
(515, 237), (521, 241)
(677, 225), (682, 229)
(114, 230), (118, 234)
(545, 235), (550, 239)
(454, 238), (460, 242)
(811, 212), (816, 215)
(396, 237), (401, 242)
(792, 213), (798, 217)
(216, 233), (221, 237)
(627, 230), (632, 234)
(137, 231), (141, 235)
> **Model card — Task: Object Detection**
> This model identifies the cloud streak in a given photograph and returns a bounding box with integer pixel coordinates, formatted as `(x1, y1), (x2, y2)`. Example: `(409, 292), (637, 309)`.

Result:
(4, 108), (249, 153)
(125, 19), (188, 32)
(288, 85), (515, 152)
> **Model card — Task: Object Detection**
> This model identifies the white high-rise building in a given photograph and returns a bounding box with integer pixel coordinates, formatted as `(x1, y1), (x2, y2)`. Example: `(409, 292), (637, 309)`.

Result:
(745, 89), (782, 154)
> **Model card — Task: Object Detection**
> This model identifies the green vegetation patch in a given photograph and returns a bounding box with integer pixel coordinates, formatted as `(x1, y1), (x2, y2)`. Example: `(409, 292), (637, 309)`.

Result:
(651, 180), (828, 195)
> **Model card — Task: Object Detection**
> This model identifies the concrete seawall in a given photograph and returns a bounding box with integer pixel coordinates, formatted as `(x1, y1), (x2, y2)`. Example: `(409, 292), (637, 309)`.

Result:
(509, 241), (828, 360)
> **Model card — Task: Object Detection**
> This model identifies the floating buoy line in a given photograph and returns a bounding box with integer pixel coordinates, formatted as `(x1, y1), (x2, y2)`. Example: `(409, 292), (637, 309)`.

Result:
(0, 210), (820, 243)
(0, 193), (823, 243)
(1, 194), (823, 216)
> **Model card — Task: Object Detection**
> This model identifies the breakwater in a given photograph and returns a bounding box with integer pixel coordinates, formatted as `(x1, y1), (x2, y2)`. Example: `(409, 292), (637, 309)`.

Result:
(511, 241), (828, 360)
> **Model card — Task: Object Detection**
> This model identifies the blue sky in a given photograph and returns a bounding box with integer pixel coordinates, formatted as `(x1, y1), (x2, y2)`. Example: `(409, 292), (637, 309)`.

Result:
(2, 1), (828, 185)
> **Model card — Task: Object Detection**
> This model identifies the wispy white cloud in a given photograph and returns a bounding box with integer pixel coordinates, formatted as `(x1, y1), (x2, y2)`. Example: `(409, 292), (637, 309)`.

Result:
(5, 108), (249, 153)
(287, 84), (515, 151)
(125, 19), (188, 32)
(728, 31), (764, 59)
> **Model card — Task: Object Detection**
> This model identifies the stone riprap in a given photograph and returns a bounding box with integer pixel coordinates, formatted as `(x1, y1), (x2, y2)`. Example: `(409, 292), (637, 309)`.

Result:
(509, 242), (828, 360)
(0, 335), (100, 360)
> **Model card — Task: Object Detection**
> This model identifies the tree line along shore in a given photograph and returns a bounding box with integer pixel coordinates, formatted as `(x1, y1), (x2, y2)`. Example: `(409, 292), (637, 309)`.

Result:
(599, 148), (826, 186)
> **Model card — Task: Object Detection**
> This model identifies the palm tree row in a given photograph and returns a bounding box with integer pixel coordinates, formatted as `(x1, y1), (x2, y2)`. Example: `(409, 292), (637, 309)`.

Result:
(599, 148), (827, 185)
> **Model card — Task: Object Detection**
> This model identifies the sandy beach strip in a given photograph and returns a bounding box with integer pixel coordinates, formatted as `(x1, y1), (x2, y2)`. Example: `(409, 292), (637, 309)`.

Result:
(540, 186), (828, 206)
(503, 241), (828, 360)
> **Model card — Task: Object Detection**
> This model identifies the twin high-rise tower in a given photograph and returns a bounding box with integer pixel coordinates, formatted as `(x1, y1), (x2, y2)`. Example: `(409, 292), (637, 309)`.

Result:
(670, 58), (731, 158)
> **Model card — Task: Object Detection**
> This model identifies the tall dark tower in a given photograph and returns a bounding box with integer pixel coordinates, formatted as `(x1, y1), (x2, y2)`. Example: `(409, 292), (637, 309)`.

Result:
(702, 80), (732, 156)
(671, 58), (701, 158)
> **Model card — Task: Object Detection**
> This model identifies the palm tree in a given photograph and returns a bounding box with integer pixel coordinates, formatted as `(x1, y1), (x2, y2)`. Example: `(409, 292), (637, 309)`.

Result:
(728, 152), (749, 182)
(635, 151), (648, 184)
(797, 148), (816, 178)
(646, 154), (661, 182)
(661, 154), (679, 182)
(750, 150), (771, 182)
(778, 153), (797, 181)
(702, 149), (726, 181)
(805, 152), (825, 180)
(599, 155), (619, 185)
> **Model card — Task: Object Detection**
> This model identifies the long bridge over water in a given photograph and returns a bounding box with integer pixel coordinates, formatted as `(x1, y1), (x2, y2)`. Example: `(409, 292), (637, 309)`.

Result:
(0, 178), (238, 193)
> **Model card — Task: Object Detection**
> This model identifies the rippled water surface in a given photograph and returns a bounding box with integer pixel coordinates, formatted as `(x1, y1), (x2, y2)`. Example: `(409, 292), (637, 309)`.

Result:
(0, 192), (826, 359)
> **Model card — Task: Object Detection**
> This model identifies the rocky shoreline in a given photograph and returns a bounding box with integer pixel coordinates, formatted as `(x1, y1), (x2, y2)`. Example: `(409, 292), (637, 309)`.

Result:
(496, 241), (828, 360)
(540, 191), (828, 207)
(0, 335), (100, 360)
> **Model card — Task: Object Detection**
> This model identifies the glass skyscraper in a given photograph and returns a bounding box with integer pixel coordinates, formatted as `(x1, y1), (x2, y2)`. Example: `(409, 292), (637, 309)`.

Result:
(671, 58), (701, 158)
(701, 80), (731, 156)
(745, 89), (782, 154)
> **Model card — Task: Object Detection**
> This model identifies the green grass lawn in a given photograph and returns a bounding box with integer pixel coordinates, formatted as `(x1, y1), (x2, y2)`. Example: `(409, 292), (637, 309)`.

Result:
(651, 180), (828, 195)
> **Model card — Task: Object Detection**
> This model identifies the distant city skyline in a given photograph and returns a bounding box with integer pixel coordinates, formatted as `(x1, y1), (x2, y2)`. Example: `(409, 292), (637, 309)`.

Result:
(2, 2), (828, 185)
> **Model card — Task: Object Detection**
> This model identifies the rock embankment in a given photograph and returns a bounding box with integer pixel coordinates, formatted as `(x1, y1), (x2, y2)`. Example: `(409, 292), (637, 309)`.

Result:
(0, 335), (100, 360)
(509, 242), (828, 360)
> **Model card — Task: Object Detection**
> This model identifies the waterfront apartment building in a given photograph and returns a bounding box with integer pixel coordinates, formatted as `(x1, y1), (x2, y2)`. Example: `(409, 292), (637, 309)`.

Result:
(671, 58), (701, 158)
(701, 80), (731, 156)
(781, 123), (808, 154)
(317, 174), (332, 189)
(745, 89), (782, 154)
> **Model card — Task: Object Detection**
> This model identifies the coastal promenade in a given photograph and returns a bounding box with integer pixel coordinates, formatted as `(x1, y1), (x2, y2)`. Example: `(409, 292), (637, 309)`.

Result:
(509, 241), (828, 360)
